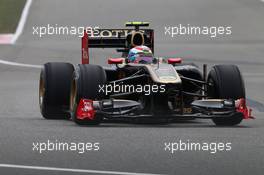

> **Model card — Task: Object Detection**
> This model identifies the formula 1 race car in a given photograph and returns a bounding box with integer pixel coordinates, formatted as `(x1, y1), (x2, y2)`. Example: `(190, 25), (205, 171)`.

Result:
(39, 22), (253, 126)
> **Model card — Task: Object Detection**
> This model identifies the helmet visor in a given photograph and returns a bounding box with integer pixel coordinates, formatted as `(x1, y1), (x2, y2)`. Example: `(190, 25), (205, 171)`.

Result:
(135, 52), (153, 64)
(135, 56), (153, 64)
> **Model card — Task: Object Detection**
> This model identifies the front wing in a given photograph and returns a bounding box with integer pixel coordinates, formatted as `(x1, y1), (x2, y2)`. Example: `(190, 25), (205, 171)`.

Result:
(74, 98), (253, 123)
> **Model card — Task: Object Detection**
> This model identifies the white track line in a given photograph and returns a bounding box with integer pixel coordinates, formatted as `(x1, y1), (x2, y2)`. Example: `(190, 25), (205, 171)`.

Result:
(0, 164), (162, 175)
(11, 0), (33, 44)
(0, 59), (42, 68)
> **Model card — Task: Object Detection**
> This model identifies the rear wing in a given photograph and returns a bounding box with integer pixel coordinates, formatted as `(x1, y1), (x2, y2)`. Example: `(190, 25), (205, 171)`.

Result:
(82, 28), (154, 64)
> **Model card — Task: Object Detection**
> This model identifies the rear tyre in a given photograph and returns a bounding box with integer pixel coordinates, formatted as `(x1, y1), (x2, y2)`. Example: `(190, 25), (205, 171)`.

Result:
(39, 62), (74, 119)
(207, 65), (245, 126)
(70, 64), (106, 125)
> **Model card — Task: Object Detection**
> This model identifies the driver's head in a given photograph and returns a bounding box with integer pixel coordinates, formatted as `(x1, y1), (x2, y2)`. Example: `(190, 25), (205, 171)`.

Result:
(128, 45), (153, 64)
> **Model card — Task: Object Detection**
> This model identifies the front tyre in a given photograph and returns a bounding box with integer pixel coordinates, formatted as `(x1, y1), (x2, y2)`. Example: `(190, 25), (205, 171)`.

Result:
(39, 62), (74, 119)
(207, 65), (245, 126)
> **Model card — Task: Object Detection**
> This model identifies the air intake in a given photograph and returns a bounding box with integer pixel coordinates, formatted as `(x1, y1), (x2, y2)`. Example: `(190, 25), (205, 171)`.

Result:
(131, 32), (144, 46)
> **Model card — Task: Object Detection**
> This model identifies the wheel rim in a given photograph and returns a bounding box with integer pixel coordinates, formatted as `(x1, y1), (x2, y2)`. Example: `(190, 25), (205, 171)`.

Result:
(39, 74), (45, 110)
(207, 77), (216, 98)
(70, 78), (77, 112)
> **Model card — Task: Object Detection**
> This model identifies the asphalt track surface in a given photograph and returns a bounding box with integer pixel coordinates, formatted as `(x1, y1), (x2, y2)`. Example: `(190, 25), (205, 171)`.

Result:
(0, 0), (264, 174)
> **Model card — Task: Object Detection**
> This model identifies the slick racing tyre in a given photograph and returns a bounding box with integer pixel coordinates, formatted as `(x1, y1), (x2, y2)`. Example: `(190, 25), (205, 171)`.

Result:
(39, 62), (74, 119)
(207, 65), (245, 126)
(70, 64), (106, 125)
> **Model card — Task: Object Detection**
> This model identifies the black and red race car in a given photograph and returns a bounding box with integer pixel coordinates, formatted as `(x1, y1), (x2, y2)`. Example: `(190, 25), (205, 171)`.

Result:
(39, 22), (253, 126)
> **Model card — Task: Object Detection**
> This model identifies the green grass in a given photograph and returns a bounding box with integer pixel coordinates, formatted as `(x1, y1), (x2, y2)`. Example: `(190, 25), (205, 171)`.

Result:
(0, 0), (27, 33)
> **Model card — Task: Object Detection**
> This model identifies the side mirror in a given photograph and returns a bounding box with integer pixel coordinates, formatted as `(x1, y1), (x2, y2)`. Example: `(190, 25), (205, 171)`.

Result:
(108, 58), (124, 64)
(168, 58), (182, 64)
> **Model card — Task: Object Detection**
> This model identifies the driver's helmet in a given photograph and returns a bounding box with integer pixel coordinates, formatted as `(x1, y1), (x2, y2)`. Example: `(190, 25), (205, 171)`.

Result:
(127, 45), (153, 64)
